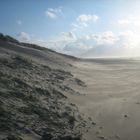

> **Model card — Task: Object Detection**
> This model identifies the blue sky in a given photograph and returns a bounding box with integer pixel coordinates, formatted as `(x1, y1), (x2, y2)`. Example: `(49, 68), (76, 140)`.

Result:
(1, 0), (140, 57)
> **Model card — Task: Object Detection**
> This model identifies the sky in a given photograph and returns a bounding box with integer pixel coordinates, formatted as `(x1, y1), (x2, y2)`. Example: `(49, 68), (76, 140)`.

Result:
(1, 0), (140, 57)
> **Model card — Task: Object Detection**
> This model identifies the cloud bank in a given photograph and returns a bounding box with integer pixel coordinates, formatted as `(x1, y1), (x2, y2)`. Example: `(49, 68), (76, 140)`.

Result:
(42, 30), (140, 58)
(17, 13), (140, 58)
(17, 30), (140, 58)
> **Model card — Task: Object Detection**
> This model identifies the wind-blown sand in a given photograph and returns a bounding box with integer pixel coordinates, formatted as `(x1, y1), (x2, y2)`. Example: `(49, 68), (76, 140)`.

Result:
(69, 58), (140, 140)
(1, 35), (140, 140)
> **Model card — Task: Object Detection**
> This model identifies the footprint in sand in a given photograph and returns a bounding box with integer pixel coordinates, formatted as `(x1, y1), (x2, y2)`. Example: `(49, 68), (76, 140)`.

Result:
(135, 102), (140, 105)
(124, 114), (129, 118)
(97, 136), (108, 140)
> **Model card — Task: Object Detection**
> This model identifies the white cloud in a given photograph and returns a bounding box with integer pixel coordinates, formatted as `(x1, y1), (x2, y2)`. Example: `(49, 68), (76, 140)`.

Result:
(88, 31), (118, 45)
(118, 19), (131, 26)
(77, 14), (99, 23)
(61, 32), (76, 40)
(119, 30), (140, 48)
(46, 11), (57, 19)
(16, 20), (22, 25)
(45, 7), (62, 19)
(48, 8), (62, 13)
(18, 32), (31, 42)
(72, 14), (99, 30)
(63, 42), (90, 56)
(118, 15), (140, 28)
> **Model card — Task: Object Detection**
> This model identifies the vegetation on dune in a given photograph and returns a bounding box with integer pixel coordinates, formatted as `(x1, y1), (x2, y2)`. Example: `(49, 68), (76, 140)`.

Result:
(0, 54), (86, 140)
(0, 33), (19, 44)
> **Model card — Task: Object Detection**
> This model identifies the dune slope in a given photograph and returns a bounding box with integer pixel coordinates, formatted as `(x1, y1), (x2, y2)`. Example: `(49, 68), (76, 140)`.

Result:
(0, 36), (89, 140)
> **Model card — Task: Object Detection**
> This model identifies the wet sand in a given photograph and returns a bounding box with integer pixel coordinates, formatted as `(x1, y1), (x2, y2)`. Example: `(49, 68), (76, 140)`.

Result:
(69, 58), (140, 140)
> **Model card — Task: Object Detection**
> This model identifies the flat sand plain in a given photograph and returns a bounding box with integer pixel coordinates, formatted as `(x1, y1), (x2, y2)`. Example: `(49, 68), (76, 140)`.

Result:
(69, 58), (140, 140)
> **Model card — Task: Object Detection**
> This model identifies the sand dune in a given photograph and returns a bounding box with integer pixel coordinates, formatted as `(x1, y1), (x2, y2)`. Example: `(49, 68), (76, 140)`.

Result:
(0, 38), (85, 140)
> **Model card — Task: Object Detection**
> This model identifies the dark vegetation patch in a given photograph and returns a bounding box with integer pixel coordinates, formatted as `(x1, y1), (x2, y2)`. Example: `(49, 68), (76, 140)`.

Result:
(0, 55), (33, 69)
(0, 33), (19, 44)
(12, 55), (33, 67)
(74, 78), (86, 87)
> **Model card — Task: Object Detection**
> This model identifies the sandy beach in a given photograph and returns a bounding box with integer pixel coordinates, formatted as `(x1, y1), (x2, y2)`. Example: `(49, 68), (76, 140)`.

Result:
(67, 58), (140, 140)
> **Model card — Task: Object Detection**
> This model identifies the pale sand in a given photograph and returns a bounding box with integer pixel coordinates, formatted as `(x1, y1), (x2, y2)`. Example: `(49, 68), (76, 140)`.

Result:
(69, 58), (140, 140)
